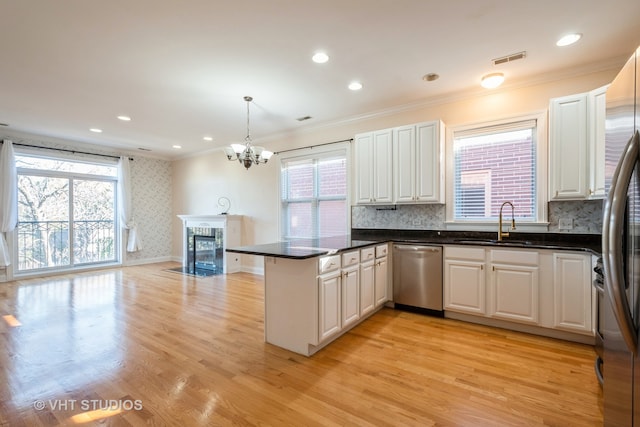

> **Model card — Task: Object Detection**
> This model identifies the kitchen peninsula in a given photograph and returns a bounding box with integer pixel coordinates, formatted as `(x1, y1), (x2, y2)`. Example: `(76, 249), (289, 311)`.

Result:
(226, 236), (389, 356)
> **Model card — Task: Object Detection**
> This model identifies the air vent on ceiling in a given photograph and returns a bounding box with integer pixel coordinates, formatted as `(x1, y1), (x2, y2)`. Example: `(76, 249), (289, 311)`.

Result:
(137, 147), (152, 151)
(492, 51), (527, 66)
(296, 116), (312, 122)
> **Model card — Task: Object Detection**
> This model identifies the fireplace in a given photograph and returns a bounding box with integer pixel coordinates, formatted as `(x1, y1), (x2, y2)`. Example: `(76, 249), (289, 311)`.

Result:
(177, 215), (242, 276)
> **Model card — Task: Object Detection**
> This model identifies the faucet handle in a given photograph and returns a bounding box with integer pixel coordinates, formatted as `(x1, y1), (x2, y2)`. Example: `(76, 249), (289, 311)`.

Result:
(511, 219), (516, 230)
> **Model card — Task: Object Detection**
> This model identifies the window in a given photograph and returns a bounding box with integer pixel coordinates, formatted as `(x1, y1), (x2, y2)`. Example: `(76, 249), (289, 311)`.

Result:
(448, 116), (547, 226)
(280, 148), (348, 239)
(15, 154), (118, 273)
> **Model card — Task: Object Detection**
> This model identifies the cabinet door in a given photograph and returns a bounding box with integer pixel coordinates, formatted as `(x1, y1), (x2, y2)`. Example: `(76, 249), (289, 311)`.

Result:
(374, 257), (388, 307)
(553, 253), (593, 334)
(549, 94), (588, 200)
(342, 266), (360, 327)
(354, 132), (374, 204)
(373, 129), (394, 204)
(394, 125), (416, 203)
(588, 86), (607, 199)
(318, 271), (341, 342)
(360, 260), (375, 316)
(415, 121), (443, 202)
(489, 264), (539, 324)
(444, 259), (485, 314)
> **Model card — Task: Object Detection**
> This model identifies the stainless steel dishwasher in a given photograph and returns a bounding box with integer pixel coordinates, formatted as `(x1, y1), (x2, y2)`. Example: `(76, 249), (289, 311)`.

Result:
(392, 244), (443, 316)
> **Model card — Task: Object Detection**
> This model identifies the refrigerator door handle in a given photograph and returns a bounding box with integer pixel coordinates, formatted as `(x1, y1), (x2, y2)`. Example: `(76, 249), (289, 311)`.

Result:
(603, 130), (640, 354)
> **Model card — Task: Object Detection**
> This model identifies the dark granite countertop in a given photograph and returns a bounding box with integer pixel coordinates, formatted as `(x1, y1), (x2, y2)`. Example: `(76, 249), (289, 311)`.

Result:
(226, 235), (380, 259)
(226, 229), (602, 259)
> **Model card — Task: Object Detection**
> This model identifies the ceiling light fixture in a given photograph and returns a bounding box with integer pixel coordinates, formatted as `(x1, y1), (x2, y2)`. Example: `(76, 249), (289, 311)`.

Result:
(422, 73), (440, 82)
(224, 96), (273, 170)
(89, 128), (103, 133)
(203, 136), (213, 141)
(312, 52), (329, 64)
(556, 33), (582, 47)
(117, 115), (131, 121)
(348, 81), (363, 91)
(172, 145), (182, 149)
(480, 73), (505, 89)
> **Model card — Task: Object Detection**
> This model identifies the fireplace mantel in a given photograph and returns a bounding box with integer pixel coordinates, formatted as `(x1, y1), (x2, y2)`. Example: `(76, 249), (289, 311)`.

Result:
(177, 214), (243, 274)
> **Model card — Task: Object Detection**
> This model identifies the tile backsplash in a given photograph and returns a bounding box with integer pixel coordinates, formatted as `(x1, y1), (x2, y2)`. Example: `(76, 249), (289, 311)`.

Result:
(351, 199), (603, 234)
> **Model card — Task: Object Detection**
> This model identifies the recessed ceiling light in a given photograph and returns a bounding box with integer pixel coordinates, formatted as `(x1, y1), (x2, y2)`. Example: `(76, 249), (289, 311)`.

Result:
(348, 81), (363, 91)
(312, 52), (329, 64)
(480, 73), (505, 89)
(172, 145), (182, 149)
(203, 136), (213, 141)
(556, 33), (582, 47)
(117, 115), (131, 121)
(89, 128), (103, 133)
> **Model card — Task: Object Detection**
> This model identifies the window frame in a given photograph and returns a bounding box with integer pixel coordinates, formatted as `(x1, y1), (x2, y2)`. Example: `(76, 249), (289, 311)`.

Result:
(445, 112), (548, 231)
(278, 143), (351, 240)
(11, 149), (121, 277)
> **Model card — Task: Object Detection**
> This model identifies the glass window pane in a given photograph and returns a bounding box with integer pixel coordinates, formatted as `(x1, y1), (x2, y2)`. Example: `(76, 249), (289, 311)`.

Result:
(319, 200), (347, 236)
(283, 159), (314, 200)
(73, 180), (116, 264)
(286, 202), (313, 238)
(318, 157), (346, 197)
(454, 126), (536, 221)
(17, 175), (70, 270)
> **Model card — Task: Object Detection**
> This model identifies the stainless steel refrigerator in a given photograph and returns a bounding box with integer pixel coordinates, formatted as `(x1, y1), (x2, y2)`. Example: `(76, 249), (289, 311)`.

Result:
(602, 46), (640, 426)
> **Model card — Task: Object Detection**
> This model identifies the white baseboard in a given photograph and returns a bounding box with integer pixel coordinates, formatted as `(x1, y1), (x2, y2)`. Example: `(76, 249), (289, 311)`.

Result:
(123, 255), (173, 267)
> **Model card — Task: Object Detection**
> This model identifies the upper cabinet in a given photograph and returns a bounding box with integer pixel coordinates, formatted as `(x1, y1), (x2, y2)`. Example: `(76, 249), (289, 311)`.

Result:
(354, 129), (394, 204)
(394, 120), (445, 204)
(549, 85), (607, 200)
(355, 120), (445, 205)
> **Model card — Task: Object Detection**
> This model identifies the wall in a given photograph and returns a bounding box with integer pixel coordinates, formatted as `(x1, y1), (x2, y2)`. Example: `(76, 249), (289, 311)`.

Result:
(172, 67), (618, 273)
(0, 132), (172, 281)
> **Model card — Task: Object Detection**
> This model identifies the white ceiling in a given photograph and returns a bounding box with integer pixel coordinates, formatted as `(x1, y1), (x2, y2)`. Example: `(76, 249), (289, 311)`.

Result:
(1, 0), (639, 159)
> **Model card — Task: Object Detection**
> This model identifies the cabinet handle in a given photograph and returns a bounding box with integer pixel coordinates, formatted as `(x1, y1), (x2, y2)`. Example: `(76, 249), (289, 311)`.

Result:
(481, 265), (484, 270)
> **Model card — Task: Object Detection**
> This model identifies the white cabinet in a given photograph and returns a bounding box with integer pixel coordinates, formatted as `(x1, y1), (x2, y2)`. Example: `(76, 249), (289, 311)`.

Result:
(393, 120), (445, 203)
(589, 85), (607, 199)
(444, 245), (595, 340)
(354, 129), (393, 204)
(489, 250), (539, 325)
(341, 251), (361, 328)
(318, 269), (341, 342)
(444, 246), (486, 315)
(374, 244), (389, 307)
(360, 247), (376, 316)
(552, 252), (594, 334)
(549, 85), (607, 200)
(549, 93), (589, 200)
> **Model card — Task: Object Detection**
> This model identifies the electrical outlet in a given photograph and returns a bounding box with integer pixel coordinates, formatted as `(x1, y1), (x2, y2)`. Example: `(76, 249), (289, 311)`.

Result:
(558, 218), (574, 230)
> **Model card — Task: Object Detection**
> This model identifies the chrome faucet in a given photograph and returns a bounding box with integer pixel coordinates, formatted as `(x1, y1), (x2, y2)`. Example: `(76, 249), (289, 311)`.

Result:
(498, 201), (516, 241)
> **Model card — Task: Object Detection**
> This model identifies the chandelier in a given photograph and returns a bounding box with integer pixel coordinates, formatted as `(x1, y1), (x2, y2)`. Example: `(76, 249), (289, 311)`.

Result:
(224, 96), (273, 170)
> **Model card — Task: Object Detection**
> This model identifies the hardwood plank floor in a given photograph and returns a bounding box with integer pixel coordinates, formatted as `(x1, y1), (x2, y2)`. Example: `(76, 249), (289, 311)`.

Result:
(0, 262), (602, 426)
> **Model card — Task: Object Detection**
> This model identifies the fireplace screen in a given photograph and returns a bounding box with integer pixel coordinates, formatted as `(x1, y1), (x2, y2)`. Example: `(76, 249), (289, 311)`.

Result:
(185, 226), (224, 275)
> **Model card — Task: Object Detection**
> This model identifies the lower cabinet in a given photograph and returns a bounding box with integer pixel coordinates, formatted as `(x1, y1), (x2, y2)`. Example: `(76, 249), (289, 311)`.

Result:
(264, 244), (388, 356)
(444, 246), (594, 338)
(318, 270), (342, 342)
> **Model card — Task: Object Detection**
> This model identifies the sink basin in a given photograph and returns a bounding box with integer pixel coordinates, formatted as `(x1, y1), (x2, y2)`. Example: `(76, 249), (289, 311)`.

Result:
(454, 239), (533, 246)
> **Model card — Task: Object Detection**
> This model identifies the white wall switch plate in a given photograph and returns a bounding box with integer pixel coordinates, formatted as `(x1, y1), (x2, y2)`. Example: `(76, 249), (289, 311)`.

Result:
(558, 218), (574, 230)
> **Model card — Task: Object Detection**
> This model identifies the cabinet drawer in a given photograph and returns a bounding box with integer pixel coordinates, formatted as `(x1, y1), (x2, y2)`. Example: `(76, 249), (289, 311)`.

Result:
(490, 249), (538, 265)
(375, 244), (389, 258)
(445, 246), (485, 261)
(342, 250), (360, 267)
(361, 247), (375, 262)
(319, 255), (341, 274)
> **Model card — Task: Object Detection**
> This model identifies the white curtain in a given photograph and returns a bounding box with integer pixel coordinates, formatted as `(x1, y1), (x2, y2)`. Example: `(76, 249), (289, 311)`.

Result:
(117, 156), (141, 252)
(0, 140), (17, 267)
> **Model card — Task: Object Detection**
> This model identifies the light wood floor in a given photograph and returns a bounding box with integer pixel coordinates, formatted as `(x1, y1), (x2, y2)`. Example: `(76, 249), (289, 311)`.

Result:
(0, 262), (603, 426)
